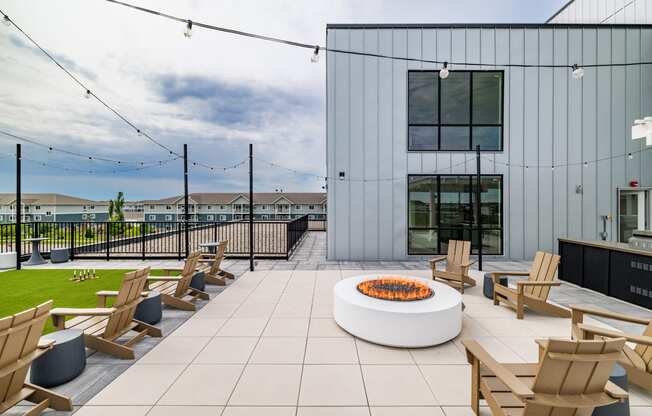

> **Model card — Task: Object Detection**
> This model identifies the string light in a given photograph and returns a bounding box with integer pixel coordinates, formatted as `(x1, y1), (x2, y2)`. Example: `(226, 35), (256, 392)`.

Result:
(2, 14), (10, 27)
(84, 89), (92, 99)
(572, 64), (585, 79)
(184, 20), (193, 38)
(311, 46), (320, 63)
(104, 0), (652, 76)
(439, 62), (450, 79)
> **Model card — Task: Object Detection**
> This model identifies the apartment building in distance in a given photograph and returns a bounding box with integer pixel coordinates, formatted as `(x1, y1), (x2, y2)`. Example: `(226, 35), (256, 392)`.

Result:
(0, 192), (327, 223)
(0, 193), (109, 223)
(139, 193), (327, 222)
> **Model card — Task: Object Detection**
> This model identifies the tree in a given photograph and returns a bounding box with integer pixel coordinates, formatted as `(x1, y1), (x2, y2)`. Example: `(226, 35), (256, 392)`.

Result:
(108, 191), (125, 222)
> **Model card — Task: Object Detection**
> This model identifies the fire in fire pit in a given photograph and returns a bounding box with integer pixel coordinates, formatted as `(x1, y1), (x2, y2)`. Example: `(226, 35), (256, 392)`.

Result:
(357, 277), (433, 301)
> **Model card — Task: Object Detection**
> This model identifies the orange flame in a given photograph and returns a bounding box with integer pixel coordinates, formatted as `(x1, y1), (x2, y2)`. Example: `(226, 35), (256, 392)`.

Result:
(357, 277), (432, 301)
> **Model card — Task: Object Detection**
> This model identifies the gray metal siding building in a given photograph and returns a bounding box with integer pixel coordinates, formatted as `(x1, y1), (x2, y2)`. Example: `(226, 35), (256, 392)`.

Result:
(326, 23), (652, 260)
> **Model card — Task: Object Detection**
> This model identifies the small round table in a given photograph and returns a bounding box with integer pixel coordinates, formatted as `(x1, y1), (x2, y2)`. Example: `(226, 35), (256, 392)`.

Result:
(199, 241), (222, 254)
(23, 237), (48, 266)
(30, 329), (86, 387)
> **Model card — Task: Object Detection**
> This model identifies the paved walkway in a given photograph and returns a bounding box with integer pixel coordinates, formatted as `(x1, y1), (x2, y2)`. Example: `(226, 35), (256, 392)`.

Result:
(67, 269), (652, 415)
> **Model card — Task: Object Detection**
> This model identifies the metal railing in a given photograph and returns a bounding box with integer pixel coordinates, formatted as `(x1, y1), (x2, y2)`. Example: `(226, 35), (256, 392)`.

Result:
(0, 216), (312, 261)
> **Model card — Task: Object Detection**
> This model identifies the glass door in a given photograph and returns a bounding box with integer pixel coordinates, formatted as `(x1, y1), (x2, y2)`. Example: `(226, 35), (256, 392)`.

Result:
(619, 191), (647, 242)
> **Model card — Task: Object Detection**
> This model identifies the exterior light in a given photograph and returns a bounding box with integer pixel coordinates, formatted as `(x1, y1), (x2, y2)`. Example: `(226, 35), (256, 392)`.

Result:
(184, 20), (193, 38)
(572, 64), (584, 79)
(628, 153), (633, 160)
(583, 161), (588, 167)
(85, 89), (91, 99)
(439, 62), (450, 79)
(2, 15), (11, 27)
(311, 46), (320, 63)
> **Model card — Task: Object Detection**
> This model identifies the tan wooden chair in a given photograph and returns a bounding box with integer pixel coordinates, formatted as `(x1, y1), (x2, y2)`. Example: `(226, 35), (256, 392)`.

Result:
(463, 337), (628, 416)
(198, 240), (235, 285)
(50, 267), (161, 359)
(147, 251), (209, 311)
(430, 240), (477, 293)
(491, 251), (570, 319)
(570, 304), (652, 392)
(0, 301), (73, 415)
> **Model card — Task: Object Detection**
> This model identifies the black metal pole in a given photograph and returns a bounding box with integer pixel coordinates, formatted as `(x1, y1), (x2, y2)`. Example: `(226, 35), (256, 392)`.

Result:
(475, 145), (482, 271)
(15, 143), (21, 270)
(183, 144), (189, 257)
(249, 143), (254, 271)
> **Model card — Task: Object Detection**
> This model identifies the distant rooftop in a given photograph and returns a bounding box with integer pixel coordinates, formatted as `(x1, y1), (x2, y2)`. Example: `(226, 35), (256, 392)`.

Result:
(0, 193), (108, 206)
(140, 192), (327, 205)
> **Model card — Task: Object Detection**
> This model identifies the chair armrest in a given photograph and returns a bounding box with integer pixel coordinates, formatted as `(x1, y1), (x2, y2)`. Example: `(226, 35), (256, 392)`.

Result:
(461, 260), (477, 268)
(516, 281), (561, 287)
(429, 256), (447, 266)
(604, 380), (629, 401)
(96, 290), (149, 297)
(160, 268), (185, 274)
(147, 275), (182, 282)
(491, 271), (531, 277)
(463, 340), (535, 400)
(577, 324), (652, 347)
(50, 307), (115, 317)
(570, 305), (651, 326)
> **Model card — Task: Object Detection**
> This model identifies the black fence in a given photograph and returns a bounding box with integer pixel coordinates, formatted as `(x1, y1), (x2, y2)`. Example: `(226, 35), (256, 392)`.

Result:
(0, 216), (311, 261)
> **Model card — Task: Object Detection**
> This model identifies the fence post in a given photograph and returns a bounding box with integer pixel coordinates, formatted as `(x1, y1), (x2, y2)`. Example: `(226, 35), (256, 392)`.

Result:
(15, 143), (21, 270)
(70, 222), (75, 260)
(105, 222), (110, 261)
(183, 144), (189, 258)
(177, 221), (181, 260)
(141, 222), (146, 260)
(249, 143), (254, 271)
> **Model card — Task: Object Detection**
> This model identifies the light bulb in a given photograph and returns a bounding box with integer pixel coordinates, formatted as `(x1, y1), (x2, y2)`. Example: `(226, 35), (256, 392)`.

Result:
(572, 64), (584, 79)
(439, 62), (450, 79)
(85, 89), (91, 99)
(184, 20), (193, 38)
(137, 129), (142, 137)
(311, 46), (320, 63)
(2, 15), (11, 27)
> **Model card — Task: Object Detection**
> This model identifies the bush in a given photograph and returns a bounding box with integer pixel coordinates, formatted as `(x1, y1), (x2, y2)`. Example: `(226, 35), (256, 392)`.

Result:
(84, 228), (95, 239)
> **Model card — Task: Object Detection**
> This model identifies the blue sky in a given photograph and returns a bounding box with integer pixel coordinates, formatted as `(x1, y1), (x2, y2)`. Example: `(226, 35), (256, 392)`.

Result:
(0, 0), (568, 201)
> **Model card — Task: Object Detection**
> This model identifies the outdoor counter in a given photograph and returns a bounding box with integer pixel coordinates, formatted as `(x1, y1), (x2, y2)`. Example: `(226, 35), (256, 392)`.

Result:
(558, 238), (652, 308)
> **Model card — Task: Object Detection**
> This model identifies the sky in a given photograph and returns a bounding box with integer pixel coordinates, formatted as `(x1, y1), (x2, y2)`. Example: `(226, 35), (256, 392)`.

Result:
(0, 0), (568, 201)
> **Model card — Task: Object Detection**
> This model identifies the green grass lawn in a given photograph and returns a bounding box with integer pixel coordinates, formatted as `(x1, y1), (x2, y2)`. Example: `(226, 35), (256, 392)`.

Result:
(0, 269), (169, 334)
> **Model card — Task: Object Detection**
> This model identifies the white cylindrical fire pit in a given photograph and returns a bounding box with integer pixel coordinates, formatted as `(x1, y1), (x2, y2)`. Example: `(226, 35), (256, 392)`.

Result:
(333, 274), (462, 348)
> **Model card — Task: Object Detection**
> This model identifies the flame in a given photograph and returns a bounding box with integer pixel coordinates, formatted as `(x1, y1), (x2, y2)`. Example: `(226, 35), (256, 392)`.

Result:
(357, 277), (433, 301)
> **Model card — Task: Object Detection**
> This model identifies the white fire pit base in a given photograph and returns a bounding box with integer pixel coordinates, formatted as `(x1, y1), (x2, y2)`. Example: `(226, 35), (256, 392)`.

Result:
(333, 275), (462, 348)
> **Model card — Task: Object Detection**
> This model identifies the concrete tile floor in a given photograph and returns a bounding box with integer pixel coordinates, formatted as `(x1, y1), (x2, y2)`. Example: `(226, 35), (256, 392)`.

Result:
(58, 268), (650, 415)
(8, 231), (652, 414)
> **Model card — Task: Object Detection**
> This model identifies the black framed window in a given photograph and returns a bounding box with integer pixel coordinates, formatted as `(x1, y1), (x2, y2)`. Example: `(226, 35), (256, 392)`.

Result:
(408, 70), (503, 151)
(408, 174), (503, 255)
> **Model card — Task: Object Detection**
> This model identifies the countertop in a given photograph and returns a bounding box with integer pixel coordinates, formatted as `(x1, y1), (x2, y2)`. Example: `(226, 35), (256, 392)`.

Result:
(559, 238), (652, 257)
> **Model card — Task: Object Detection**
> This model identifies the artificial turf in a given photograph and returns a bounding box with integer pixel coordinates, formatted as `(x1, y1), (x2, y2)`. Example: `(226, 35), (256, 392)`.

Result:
(0, 268), (167, 334)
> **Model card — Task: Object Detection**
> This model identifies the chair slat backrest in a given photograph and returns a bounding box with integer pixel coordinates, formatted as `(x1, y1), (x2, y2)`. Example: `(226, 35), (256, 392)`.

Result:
(636, 323), (652, 373)
(174, 251), (201, 298)
(445, 240), (471, 274)
(0, 301), (52, 405)
(527, 338), (625, 415)
(524, 251), (560, 300)
(208, 241), (228, 275)
(104, 267), (150, 339)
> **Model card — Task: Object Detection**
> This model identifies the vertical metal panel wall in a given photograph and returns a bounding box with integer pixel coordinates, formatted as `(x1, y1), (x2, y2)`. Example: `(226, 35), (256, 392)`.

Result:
(326, 24), (652, 260)
(548, 0), (652, 24)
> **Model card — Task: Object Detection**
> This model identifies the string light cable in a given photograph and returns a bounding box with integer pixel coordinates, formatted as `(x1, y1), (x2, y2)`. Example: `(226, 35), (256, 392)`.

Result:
(103, 0), (652, 74)
(14, 153), (181, 175)
(0, 128), (174, 166)
(0, 8), (227, 171)
(479, 145), (652, 170)
(255, 156), (475, 182)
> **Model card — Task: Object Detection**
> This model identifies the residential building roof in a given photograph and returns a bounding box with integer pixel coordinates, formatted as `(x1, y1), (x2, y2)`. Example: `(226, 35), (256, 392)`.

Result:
(141, 193), (327, 205)
(0, 193), (108, 206)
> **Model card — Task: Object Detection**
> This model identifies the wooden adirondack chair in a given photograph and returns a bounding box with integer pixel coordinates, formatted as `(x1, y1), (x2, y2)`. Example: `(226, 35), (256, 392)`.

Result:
(198, 240), (235, 285)
(570, 304), (652, 392)
(0, 301), (72, 415)
(463, 337), (629, 416)
(147, 251), (209, 311)
(430, 240), (477, 293)
(50, 267), (161, 359)
(491, 251), (570, 319)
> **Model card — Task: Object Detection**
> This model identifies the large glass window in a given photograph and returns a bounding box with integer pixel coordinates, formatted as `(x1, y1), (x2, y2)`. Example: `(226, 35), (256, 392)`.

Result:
(408, 175), (503, 255)
(407, 70), (503, 151)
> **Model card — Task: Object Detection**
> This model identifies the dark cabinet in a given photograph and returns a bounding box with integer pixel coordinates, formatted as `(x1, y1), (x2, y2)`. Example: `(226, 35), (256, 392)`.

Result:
(559, 241), (583, 286)
(610, 251), (652, 308)
(582, 247), (610, 295)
